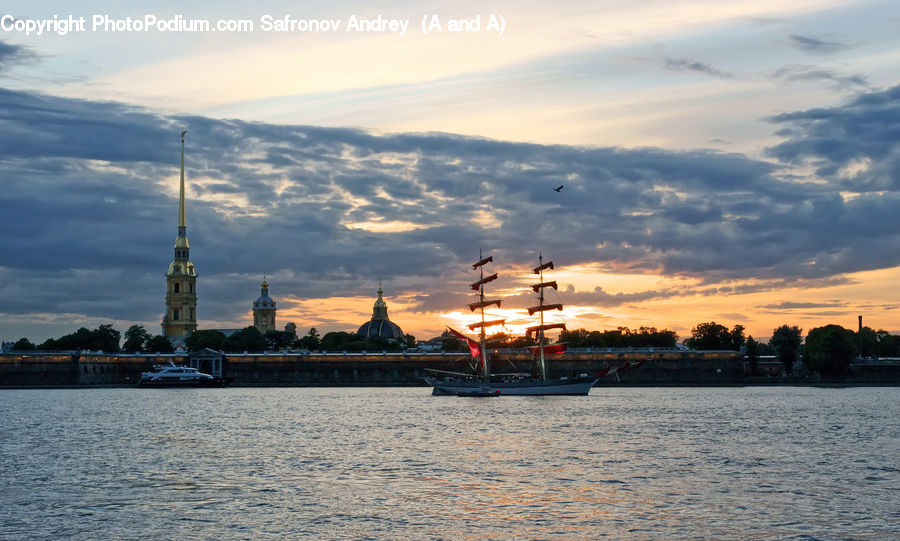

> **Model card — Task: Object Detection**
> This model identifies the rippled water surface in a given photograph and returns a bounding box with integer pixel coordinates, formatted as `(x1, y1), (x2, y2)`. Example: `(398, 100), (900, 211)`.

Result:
(1, 387), (898, 540)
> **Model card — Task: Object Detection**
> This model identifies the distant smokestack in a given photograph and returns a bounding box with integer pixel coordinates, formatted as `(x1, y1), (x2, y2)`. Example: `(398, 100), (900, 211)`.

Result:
(858, 315), (863, 333)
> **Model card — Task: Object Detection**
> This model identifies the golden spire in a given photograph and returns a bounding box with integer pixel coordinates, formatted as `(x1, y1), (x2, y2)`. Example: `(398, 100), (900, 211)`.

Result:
(178, 130), (187, 229)
(372, 281), (388, 320)
(174, 130), (190, 251)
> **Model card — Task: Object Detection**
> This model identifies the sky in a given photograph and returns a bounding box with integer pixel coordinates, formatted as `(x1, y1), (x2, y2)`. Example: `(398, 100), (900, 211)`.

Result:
(1, 0), (900, 344)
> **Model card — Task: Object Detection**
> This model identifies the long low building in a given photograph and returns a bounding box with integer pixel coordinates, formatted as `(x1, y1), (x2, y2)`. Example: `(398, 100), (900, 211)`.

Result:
(0, 349), (897, 386)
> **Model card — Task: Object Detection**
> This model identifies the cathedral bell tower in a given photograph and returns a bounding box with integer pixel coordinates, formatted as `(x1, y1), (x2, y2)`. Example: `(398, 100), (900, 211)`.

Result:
(253, 278), (277, 334)
(162, 130), (198, 338)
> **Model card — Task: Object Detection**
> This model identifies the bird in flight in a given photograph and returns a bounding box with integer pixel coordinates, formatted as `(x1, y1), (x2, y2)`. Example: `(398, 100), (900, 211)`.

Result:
(553, 185), (564, 192)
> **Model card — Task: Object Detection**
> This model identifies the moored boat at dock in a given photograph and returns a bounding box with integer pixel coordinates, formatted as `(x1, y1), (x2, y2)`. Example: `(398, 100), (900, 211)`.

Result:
(138, 361), (232, 387)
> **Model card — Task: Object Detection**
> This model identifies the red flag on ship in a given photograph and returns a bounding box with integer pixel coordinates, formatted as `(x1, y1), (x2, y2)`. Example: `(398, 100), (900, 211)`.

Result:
(447, 327), (483, 368)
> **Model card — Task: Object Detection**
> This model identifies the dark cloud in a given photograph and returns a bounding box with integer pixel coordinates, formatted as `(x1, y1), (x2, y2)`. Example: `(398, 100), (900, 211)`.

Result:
(772, 65), (869, 90)
(660, 55), (733, 79)
(788, 34), (850, 55)
(2, 84), (900, 336)
(759, 301), (846, 310)
(767, 85), (900, 189)
(0, 40), (39, 71)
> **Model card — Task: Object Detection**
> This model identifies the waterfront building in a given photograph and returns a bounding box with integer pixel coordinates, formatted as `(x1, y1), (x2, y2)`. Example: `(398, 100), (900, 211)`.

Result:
(253, 278), (277, 334)
(161, 130), (198, 338)
(356, 284), (405, 342)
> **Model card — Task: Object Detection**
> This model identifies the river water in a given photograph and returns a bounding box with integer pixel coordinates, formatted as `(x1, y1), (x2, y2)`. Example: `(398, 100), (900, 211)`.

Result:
(0, 387), (897, 540)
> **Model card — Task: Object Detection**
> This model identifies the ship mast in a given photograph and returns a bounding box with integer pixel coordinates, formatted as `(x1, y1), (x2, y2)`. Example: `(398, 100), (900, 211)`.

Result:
(468, 250), (504, 381)
(479, 250), (489, 379)
(527, 254), (564, 380)
(537, 254), (548, 380)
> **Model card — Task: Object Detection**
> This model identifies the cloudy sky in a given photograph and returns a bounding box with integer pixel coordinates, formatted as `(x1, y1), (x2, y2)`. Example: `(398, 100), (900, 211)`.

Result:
(1, 0), (900, 343)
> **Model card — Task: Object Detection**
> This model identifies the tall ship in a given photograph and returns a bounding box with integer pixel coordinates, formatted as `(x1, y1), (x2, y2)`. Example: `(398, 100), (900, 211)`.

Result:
(425, 252), (598, 396)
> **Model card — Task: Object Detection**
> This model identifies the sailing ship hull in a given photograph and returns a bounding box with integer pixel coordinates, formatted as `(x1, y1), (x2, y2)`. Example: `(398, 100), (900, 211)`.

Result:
(425, 376), (598, 396)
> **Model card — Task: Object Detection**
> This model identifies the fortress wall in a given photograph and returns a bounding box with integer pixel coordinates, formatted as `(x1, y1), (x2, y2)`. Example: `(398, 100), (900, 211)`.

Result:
(1, 351), (896, 386)
(0, 353), (79, 386)
(0, 353), (183, 386)
(0, 350), (746, 386)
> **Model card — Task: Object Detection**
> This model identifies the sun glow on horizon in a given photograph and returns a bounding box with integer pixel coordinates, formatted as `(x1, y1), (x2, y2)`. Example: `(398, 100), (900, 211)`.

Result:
(261, 263), (900, 345)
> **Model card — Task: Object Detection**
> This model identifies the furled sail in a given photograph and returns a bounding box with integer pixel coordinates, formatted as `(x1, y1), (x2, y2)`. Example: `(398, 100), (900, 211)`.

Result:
(469, 299), (502, 311)
(527, 303), (563, 316)
(532, 260), (554, 274)
(472, 255), (493, 269)
(470, 273), (498, 291)
(530, 280), (558, 292)
(468, 319), (506, 331)
(526, 322), (566, 337)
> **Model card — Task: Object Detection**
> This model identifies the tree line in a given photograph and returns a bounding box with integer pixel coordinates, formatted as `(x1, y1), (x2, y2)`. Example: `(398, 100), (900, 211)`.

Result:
(8, 325), (173, 353)
(182, 327), (413, 353)
(6, 324), (416, 354)
(687, 321), (900, 378)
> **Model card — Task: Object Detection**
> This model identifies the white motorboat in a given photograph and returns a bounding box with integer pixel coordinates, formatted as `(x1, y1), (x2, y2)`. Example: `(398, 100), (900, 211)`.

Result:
(139, 361), (230, 387)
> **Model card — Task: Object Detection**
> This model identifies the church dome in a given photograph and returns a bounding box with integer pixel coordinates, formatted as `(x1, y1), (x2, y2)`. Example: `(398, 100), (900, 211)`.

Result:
(357, 319), (406, 341)
(356, 284), (405, 342)
(253, 279), (276, 308)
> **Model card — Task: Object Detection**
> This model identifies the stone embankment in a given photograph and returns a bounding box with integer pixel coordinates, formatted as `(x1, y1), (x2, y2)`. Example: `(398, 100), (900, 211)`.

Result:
(0, 350), (896, 386)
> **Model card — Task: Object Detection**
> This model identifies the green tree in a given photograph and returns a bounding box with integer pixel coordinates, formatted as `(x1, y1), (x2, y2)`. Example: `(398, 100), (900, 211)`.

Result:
(46, 325), (121, 352)
(224, 326), (267, 352)
(61, 327), (95, 350)
(92, 324), (121, 352)
(755, 341), (777, 356)
(367, 336), (403, 352)
(38, 338), (58, 350)
(559, 327), (677, 348)
(769, 325), (803, 375)
(184, 330), (226, 352)
(745, 336), (760, 376)
(123, 325), (151, 352)
(318, 331), (402, 352)
(297, 327), (321, 350)
(406, 334), (416, 348)
(486, 332), (510, 347)
(805, 325), (857, 377)
(145, 335), (175, 353)
(12, 337), (35, 351)
(601, 329), (627, 347)
(874, 330), (900, 357)
(853, 327), (878, 359)
(264, 330), (293, 351)
(685, 322), (741, 350)
(634, 326), (679, 348)
(320, 331), (361, 351)
(559, 328), (591, 347)
(730, 324), (746, 350)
